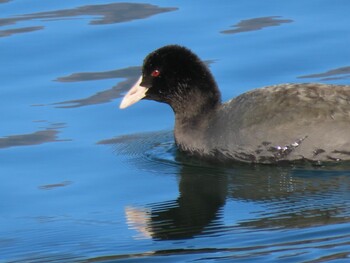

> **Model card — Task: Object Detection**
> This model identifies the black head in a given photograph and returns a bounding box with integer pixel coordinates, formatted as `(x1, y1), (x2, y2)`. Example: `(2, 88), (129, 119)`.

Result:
(120, 45), (221, 116)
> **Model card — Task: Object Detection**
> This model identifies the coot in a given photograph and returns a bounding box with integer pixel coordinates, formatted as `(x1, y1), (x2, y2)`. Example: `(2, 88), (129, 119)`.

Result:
(120, 45), (350, 164)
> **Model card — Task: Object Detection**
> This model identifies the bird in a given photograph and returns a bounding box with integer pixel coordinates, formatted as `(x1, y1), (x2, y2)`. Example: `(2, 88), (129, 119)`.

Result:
(120, 45), (350, 164)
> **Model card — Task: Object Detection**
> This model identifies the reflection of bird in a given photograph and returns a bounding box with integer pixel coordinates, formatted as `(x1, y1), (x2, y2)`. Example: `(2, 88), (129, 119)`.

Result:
(125, 166), (227, 240)
(124, 162), (350, 240)
(120, 45), (350, 164)
(125, 206), (152, 240)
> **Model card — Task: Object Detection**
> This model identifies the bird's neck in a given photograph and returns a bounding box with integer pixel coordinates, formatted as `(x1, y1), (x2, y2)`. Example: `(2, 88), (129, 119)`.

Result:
(172, 90), (220, 154)
(170, 84), (221, 122)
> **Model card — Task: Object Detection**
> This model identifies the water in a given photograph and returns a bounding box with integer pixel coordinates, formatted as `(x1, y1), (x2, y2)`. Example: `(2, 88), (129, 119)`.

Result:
(1, 0), (350, 262)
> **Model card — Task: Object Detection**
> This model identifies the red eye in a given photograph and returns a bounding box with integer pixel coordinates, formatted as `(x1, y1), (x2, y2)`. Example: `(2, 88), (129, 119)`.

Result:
(151, 69), (160, 77)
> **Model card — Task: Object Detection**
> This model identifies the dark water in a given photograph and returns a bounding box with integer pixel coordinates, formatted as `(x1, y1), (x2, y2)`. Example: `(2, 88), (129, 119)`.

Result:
(1, 1), (350, 262)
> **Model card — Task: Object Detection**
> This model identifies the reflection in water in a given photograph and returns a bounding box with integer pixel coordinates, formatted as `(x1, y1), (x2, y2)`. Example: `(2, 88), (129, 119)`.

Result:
(0, 122), (68, 149)
(126, 165), (350, 240)
(0, 3), (177, 37)
(221, 16), (293, 34)
(38, 181), (72, 190)
(0, 3), (177, 26)
(127, 166), (227, 240)
(56, 66), (140, 83)
(0, 0), (10, 3)
(102, 132), (350, 240)
(0, 26), (43, 37)
(53, 66), (140, 108)
(298, 66), (350, 81)
(228, 168), (350, 229)
(54, 78), (138, 108)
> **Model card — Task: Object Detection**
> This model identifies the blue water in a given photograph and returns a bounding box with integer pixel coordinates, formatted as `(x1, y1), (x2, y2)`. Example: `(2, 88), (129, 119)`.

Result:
(1, 0), (350, 262)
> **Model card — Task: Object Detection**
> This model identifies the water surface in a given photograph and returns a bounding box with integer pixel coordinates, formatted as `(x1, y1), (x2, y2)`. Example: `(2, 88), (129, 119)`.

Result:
(1, 0), (350, 262)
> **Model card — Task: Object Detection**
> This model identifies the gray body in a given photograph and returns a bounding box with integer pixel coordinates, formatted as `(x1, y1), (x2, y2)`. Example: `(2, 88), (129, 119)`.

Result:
(174, 83), (350, 163)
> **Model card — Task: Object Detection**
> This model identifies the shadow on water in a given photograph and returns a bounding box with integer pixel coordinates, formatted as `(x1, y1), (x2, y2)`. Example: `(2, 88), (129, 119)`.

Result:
(0, 3), (177, 37)
(99, 131), (350, 242)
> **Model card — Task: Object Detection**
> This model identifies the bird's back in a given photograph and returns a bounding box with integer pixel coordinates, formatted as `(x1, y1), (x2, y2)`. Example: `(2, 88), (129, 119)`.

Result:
(208, 83), (350, 163)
